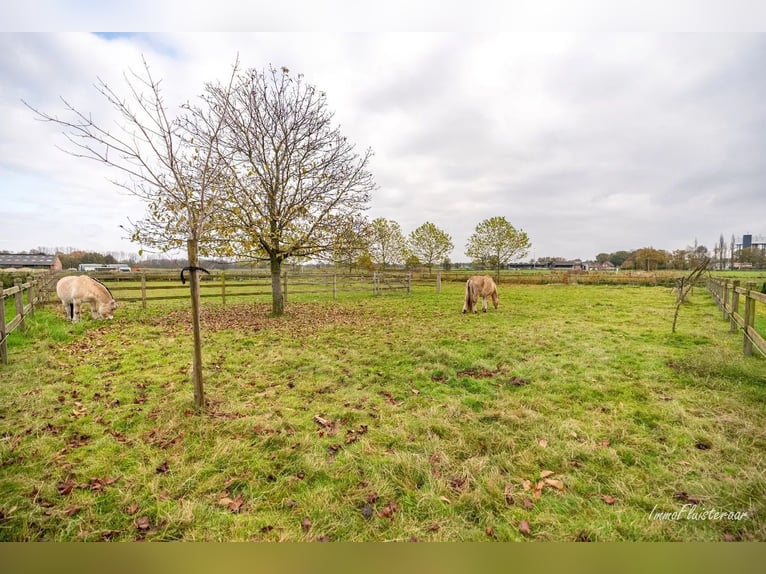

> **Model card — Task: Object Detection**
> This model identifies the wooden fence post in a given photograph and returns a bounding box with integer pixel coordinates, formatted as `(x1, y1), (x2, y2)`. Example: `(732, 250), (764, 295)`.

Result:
(0, 292), (7, 365)
(406, 273), (411, 294)
(13, 279), (26, 333)
(187, 238), (205, 409)
(730, 280), (740, 333)
(221, 272), (227, 306)
(436, 272), (442, 294)
(28, 281), (35, 317)
(333, 274), (337, 300)
(141, 274), (147, 310)
(722, 281), (729, 320)
(373, 272), (377, 295)
(743, 283), (756, 356)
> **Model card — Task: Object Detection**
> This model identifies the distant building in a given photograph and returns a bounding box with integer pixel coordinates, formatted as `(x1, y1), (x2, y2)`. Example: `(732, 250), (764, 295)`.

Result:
(736, 234), (766, 251)
(584, 260), (616, 271)
(548, 259), (585, 270)
(78, 263), (132, 272)
(0, 253), (62, 271)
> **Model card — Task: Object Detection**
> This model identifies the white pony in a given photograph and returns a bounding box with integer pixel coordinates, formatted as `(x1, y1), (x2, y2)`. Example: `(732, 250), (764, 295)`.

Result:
(462, 275), (499, 314)
(56, 275), (118, 322)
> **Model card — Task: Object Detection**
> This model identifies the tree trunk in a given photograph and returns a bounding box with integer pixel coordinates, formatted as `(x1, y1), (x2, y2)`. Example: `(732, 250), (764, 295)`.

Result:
(270, 255), (284, 315)
(187, 238), (205, 410)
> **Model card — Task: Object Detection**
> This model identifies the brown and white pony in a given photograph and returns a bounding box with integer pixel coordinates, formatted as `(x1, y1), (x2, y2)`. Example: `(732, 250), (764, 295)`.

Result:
(462, 275), (499, 314)
(56, 275), (118, 323)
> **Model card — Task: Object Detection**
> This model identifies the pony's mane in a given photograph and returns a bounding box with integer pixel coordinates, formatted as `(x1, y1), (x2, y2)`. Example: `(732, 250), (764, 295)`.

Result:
(89, 276), (114, 299)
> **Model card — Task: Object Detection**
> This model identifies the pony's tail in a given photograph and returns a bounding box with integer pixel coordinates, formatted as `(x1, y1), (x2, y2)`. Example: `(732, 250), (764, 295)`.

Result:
(463, 278), (473, 313)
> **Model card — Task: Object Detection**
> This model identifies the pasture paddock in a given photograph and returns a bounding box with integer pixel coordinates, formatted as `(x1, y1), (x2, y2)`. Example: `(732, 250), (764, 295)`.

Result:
(0, 282), (763, 541)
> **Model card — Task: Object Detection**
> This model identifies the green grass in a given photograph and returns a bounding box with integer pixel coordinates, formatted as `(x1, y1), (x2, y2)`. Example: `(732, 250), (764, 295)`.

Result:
(0, 283), (764, 541)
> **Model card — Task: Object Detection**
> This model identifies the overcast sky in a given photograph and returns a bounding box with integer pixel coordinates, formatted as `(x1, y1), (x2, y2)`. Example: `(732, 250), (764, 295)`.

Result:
(2, 5), (765, 262)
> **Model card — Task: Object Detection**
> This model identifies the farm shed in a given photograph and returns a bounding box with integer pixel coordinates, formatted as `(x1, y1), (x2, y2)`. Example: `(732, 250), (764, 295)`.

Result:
(0, 253), (62, 271)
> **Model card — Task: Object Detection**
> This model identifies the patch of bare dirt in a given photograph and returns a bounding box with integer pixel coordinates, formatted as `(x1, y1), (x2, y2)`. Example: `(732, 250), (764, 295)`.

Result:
(150, 303), (371, 337)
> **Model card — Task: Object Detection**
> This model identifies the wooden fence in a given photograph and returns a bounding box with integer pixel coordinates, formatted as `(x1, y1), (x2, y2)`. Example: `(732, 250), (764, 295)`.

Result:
(76, 271), (415, 309)
(707, 277), (766, 358)
(84, 268), (678, 306)
(0, 277), (47, 364)
(28, 268), (684, 312)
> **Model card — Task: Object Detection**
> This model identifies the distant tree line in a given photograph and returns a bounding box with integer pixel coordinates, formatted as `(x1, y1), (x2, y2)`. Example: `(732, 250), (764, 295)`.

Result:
(12, 230), (764, 273)
(595, 237), (766, 271)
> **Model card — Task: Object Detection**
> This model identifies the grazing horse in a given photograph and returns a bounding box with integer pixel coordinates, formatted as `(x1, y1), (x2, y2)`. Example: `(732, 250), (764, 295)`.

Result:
(462, 275), (499, 314)
(56, 275), (118, 323)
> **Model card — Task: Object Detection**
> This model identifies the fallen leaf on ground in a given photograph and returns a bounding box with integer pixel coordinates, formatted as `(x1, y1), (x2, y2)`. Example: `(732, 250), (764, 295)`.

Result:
(601, 494), (616, 505)
(523, 498), (534, 510)
(313, 415), (332, 427)
(134, 516), (151, 531)
(57, 480), (75, 496)
(227, 494), (244, 513)
(538, 438), (548, 447)
(519, 520), (531, 535)
(540, 470), (555, 478)
(378, 501), (398, 519)
(301, 517), (312, 532)
(125, 503), (139, 515)
(544, 478), (565, 491)
(63, 505), (81, 517)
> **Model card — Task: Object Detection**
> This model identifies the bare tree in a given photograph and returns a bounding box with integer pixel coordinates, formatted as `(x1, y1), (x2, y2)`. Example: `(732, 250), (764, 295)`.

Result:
(717, 234), (727, 271)
(205, 65), (376, 315)
(672, 257), (710, 333)
(24, 57), (239, 410)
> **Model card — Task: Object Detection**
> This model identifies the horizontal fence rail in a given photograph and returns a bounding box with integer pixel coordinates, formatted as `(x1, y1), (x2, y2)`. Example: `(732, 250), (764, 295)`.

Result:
(707, 277), (766, 358)
(82, 271), (414, 309)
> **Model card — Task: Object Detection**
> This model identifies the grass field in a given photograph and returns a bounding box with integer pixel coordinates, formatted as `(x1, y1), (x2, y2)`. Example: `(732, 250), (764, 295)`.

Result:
(0, 282), (764, 541)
